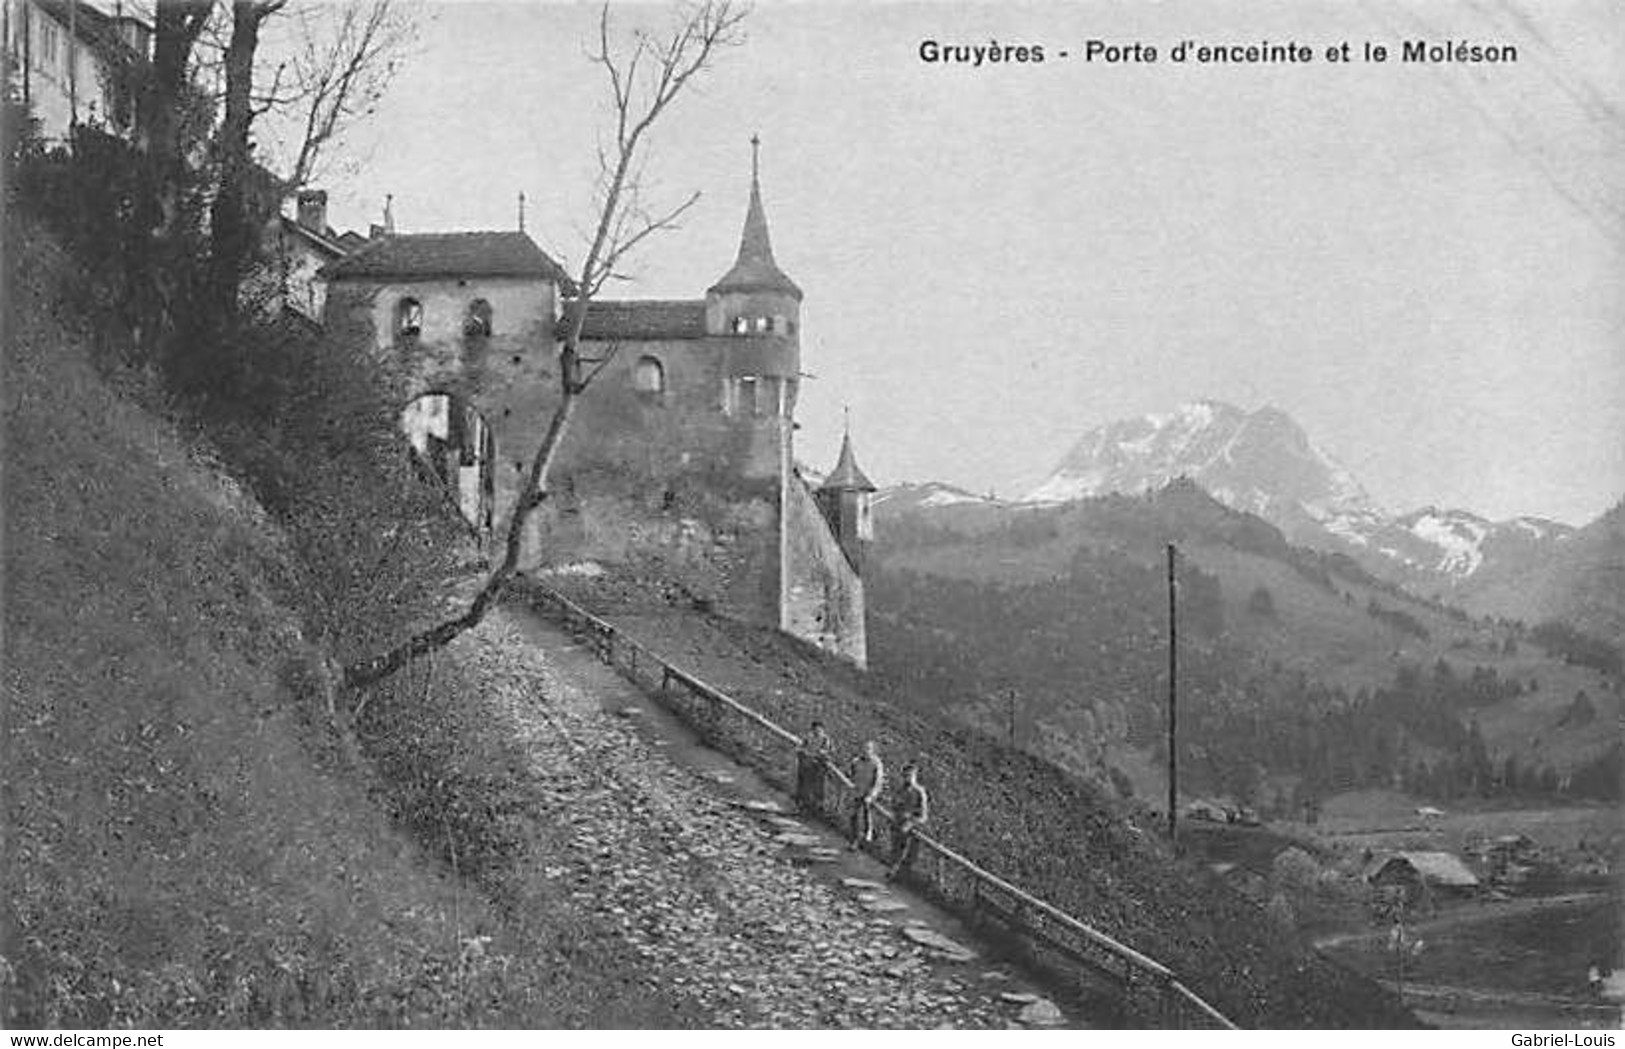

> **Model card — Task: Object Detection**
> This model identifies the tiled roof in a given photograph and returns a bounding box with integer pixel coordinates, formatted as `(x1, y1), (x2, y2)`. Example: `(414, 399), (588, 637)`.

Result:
(821, 433), (876, 492)
(280, 215), (345, 258)
(324, 230), (573, 284)
(708, 176), (801, 300)
(559, 299), (708, 342)
(1368, 851), (1479, 887)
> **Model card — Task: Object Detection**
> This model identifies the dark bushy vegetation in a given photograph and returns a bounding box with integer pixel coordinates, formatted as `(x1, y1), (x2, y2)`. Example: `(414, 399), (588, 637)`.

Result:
(1528, 620), (1623, 676)
(1365, 598), (1431, 641)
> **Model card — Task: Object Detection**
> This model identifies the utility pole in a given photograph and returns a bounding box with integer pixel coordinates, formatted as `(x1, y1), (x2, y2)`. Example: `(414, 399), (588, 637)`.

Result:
(1007, 687), (1016, 748)
(1167, 542), (1178, 842)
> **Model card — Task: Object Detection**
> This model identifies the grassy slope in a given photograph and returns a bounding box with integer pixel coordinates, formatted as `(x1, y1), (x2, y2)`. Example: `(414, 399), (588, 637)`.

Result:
(532, 572), (1419, 1029)
(1, 223), (690, 1027)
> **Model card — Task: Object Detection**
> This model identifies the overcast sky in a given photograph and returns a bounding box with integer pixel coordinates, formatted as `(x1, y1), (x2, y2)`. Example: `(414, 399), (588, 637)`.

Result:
(269, 0), (1624, 525)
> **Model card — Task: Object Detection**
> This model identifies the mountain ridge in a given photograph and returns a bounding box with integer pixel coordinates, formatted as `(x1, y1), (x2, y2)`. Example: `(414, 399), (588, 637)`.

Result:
(1012, 400), (1587, 591)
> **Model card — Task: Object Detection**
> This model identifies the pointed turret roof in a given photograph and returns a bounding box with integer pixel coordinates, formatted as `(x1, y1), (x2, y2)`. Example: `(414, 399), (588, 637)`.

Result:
(708, 136), (802, 300)
(821, 432), (876, 493)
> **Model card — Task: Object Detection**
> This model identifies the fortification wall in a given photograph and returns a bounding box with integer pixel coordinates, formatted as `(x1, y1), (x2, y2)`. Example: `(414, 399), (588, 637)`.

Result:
(322, 284), (858, 650)
(780, 471), (866, 667)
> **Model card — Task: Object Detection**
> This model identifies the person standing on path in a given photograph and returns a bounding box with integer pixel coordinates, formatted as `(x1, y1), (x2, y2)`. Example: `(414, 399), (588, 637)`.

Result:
(795, 719), (834, 816)
(887, 763), (930, 881)
(848, 740), (886, 850)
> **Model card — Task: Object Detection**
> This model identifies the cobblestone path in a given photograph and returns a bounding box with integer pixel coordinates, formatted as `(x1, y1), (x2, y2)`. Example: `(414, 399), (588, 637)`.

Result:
(464, 608), (1072, 1029)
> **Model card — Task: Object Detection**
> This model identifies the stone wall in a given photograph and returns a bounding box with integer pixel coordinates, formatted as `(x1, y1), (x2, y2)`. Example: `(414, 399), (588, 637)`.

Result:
(780, 470), (867, 667)
(322, 279), (864, 661)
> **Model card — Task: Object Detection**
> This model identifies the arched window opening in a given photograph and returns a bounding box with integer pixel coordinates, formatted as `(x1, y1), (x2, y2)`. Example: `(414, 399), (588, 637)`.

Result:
(465, 298), (493, 337)
(632, 355), (665, 396)
(732, 315), (749, 335)
(396, 297), (423, 339)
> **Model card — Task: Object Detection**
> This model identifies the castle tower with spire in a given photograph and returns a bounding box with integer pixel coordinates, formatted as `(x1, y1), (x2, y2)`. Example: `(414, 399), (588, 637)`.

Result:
(706, 135), (802, 343)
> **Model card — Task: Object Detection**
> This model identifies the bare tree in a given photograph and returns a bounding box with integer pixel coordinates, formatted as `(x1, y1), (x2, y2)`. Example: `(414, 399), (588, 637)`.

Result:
(278, 0), (417, 189)
(343, 0), (748, 691)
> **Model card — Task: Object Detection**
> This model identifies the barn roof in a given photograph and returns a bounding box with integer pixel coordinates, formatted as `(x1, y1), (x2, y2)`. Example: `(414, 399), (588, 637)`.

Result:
(1368, 851), (1479, 887)
(559, 299), (708, 342)
(324, 231), (572, 285)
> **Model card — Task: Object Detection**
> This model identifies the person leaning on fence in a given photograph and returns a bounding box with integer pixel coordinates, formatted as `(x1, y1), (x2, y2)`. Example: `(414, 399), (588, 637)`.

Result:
(795, 720), (833, 815)
(886, 763), (930, 881)
(847, 740), (886, 850)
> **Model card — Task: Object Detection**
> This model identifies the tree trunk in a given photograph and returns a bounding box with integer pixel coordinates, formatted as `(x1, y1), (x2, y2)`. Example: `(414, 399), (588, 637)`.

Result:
(209, 0), (268, 324)
(343, 388), (580, 690)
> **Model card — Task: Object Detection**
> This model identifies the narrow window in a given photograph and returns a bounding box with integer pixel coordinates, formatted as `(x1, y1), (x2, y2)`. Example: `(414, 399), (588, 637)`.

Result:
(396, 297), (422, 338)
(465, 298), (492, 337)
(739, 376), (758, 416)
(632, 355), (665, 395)
(733, 315), (748, 335)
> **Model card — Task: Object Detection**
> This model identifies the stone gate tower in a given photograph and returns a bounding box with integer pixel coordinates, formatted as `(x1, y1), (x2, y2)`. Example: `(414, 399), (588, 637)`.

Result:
(320, 137), (870, 666)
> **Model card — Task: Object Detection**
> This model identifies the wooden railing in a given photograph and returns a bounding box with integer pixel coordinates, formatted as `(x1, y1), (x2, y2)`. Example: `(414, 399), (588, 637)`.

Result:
(521, 582), (1238, 1030)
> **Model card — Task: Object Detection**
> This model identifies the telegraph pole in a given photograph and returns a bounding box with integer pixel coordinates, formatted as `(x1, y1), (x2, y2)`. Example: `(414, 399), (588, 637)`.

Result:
(1167, 543), (1178, 842)
(1007, 687), (1016, 748)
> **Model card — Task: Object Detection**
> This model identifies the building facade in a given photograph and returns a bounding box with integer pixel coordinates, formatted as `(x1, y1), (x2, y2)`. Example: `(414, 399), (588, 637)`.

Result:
(321, 150), (872, 665)
(3, 0), (148, 144)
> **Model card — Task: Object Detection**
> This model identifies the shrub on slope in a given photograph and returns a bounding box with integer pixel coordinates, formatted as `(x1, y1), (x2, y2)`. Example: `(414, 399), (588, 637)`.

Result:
(1, 220), (692, 1027)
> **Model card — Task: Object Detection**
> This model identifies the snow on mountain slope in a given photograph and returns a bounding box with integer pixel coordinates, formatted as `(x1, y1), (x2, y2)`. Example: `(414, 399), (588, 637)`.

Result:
(1025, 400), (1377, 530)
(873, 481), (1001, 513)
(1020, 400), (1579, 585)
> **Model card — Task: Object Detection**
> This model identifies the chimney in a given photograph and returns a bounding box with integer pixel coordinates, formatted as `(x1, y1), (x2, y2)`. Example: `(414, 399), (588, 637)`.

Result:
(296, 189), (328, 234)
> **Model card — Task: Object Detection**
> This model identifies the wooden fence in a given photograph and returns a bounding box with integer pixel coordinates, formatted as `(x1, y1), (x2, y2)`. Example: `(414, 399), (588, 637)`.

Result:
(523, 582), (1237, 1030)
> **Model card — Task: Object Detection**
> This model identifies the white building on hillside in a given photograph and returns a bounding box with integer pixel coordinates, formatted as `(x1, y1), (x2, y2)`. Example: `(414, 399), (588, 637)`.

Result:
(3, 0), (151, 144)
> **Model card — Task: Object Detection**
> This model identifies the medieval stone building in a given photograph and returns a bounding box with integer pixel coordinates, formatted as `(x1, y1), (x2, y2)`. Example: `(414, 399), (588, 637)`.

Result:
(321, 146), (872, 665)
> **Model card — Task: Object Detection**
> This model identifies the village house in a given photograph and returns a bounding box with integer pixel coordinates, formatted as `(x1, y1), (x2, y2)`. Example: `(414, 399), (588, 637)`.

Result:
(249, 188), (351, 323)
(4, 0), (149, 144)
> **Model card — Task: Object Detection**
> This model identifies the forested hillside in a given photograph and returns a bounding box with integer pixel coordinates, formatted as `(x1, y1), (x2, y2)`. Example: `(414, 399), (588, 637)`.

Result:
(871, 483), (1622, 811)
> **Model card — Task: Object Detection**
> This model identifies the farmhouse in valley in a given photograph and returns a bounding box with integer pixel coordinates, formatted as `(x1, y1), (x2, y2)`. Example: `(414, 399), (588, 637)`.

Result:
(1365, 850), (1480, 907)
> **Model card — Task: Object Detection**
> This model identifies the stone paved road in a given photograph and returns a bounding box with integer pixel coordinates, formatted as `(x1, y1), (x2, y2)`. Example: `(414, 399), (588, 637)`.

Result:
(465, 608), (1073, 1029)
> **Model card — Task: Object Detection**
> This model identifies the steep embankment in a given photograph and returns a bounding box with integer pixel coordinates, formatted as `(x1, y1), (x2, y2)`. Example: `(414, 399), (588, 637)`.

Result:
(529, 570), (1420, 1029)
(0, 221), (693, 1027)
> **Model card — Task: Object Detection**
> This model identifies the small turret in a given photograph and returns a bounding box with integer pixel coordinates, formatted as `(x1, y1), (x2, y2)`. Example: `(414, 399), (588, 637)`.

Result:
(816, 420), (876, 573)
